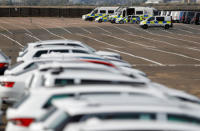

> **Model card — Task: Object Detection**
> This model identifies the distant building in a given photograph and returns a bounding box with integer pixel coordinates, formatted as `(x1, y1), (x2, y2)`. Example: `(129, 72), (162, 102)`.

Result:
(184, 0), (197, 3)
(145, 0), (164, 4)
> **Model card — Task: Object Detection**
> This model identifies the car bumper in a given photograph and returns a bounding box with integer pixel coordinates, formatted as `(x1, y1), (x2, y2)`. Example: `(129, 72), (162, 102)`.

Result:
(6, 122), (28, 131)
(0, 87), (23, 103)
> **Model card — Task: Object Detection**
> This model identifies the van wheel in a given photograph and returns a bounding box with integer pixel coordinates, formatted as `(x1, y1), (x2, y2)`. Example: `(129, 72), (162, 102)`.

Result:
(119, 20), (124, 24)
(165, 24), (170, 29)
(136, 21), (140, 24)
(143, 24), (148, 29)
(98, 19), (102, 23)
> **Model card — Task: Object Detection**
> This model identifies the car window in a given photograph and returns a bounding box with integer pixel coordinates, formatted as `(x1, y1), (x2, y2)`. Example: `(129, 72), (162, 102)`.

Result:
(54, 79), (74, 86)
(67, 43), (83, 48)
(100, 10), (106, 14)
(68, 112), (156, 123)
(33, 50), (48, 58)
(24, 62), (36, 70)
(168, 114), (200, 125)
(49, 50), (69, 53)
(136, 11), (143, 15)
(148, 17), (155, 21)
(156, 17), (164, 21)
(108, 10), (114, 14)
(72, 50), (89, 54)
(20, 50), (28, 57)
(43, 94), (75, 108)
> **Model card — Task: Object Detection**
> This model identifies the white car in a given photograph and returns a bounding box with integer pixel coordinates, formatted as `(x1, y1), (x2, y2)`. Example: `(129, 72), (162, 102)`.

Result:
(6, 84), (167, 131)
(19, 40), (121, 60)
(27, 62), (149, 90)
(0, 61), (149, 103)
(29, 95), (200, 131)
(0, 50), (11, 75)
(39, 53), (131, 68)
(16, 45), (90, 62)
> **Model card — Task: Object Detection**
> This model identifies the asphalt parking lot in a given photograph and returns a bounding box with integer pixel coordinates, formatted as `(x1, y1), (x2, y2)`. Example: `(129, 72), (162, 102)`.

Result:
(0, 17), (200, 97)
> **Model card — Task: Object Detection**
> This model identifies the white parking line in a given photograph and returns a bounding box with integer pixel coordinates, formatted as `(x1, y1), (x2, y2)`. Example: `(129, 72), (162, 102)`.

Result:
(0, 26), (13, 34)
(106, 48), (164, 66)
(56, 25), (72, 34)
(131, 64), (200, 67)
(0, 33), (24, 48)
(94, 26), (112, 34)
(177, 29), (193, 34)
(37, 25), (66, 40)
(77, 34), (122, 48)
(80, 27), (92, 34)
(163, 30), (200, 39)
(103, 34), (155, 48)
(113, 26), (179, 47)
(136, 27), (200, 45)
(148, 48), (200, 62)
(0, 21), (33, 34)
(103, 33), (200, 62)
(25, 33), (41, 41)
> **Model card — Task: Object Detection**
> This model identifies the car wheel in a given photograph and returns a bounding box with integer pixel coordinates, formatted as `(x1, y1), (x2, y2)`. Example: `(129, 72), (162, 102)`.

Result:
(119, 20), (124, 24)
(143, 24), (148, 29)
(98, 19), (102, 23)
(136, 21), (140, 24)
(164, 24), (170, 29)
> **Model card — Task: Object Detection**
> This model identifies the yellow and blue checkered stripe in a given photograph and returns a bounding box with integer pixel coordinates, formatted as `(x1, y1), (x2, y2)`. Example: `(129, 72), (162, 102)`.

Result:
(146, 21), (171, 24)
(87, 13), (106, 18)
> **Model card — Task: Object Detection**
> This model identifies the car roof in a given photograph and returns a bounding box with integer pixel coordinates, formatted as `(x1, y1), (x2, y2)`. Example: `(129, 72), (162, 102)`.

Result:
(53, 95), (200, 116)
(28, 39), (83, 46)
(31, 45), (87, 50)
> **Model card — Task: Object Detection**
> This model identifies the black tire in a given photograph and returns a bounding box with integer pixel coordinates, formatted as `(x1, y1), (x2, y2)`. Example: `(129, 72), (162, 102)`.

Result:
(164, 24), (170, 29)
(119, 20), (124, 24)
(88, 17), (94, 21)
(142, 24), (148, 29)
(98, 19), (102, 23)
(136, 21), (140, 24)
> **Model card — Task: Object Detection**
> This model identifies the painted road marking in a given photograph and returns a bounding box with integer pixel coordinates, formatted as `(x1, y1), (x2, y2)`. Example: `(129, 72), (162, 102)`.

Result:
(106, 48), (164, 66)
(77, 33), (122, 48)
(0, 33), (24, 48)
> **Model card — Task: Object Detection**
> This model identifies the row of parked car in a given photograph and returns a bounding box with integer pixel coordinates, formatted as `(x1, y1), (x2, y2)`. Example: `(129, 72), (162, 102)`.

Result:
(1, 39), (200, 131)
(160, 10), (200, 25)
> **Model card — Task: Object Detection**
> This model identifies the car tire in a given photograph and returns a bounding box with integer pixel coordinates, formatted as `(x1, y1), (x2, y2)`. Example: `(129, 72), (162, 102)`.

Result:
(98, 19), (102, 23)
(143, 24), (148, 29)
(119, 20), (124, 24)
(164, 24), (170, 29)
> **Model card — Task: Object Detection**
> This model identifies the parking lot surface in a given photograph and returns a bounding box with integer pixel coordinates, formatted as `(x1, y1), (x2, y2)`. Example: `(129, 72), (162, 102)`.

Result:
(0, 17), (200, 97)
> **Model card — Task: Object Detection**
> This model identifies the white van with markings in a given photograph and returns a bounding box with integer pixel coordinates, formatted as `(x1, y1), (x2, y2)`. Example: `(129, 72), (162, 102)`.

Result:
(140, 16), (173, 29)
(82, 7), (119, 21)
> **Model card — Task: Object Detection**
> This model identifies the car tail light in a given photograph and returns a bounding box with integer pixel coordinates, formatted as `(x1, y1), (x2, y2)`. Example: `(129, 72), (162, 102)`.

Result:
(0, 63), (8, 68)
(81, 59), (116, 68)
(0, 82), (15, 88)
(9, 118), (35, 127)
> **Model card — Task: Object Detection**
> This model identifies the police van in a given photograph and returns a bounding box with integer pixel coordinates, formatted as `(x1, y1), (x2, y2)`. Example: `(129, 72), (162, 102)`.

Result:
(82, 7), (119, 21)
(140, 16), (173, 29)
(111, 6), (157, 23)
